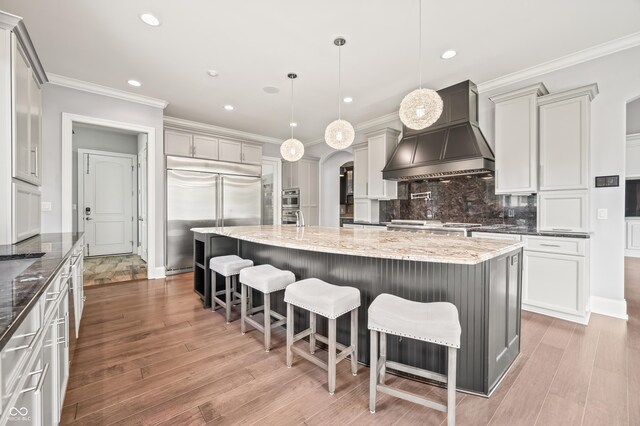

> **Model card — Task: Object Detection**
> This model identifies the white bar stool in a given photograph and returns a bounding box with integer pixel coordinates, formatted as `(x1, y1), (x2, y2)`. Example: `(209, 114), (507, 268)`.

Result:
(368, 294), (461, 426)
(284, 278), (361, 395)
(210, 255), (254, 323)
(239, 264), (296, 352)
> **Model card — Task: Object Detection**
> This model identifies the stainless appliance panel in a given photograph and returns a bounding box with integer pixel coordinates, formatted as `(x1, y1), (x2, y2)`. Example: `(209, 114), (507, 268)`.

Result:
(166, 169), (219, 273)
(221, 174), (261, 227)
(282, 188), (300, 209)
(166, 155), (261, 177)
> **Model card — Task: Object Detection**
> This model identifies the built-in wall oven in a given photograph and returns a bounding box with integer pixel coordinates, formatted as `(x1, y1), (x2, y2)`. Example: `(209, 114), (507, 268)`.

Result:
(282, 188), (300, 209)
(282, 210), (298, 225)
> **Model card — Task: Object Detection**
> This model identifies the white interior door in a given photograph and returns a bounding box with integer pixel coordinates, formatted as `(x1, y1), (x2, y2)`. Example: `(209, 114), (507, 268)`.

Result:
(82, 153), (134, 256)
(137, 136), (148, 262)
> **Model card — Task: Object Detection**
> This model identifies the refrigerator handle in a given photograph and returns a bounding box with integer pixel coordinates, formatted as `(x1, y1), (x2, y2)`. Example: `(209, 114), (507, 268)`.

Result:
(220, 176), (224, 227)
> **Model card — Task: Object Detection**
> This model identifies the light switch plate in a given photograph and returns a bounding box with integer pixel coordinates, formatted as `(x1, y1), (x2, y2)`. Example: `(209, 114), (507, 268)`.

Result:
(597, 208), (608, 220)
(41, 202), (52, 212)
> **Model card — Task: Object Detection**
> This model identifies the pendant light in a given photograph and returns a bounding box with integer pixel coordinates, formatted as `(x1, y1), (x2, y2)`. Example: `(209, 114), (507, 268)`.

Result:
(280, 73), (305, 162)
(398, 0), (443, 130)
(325, 37), (355, 150)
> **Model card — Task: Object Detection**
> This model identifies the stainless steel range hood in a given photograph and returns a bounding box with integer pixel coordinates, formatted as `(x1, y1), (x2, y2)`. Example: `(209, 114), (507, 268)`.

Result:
(382, 80), (495, 181)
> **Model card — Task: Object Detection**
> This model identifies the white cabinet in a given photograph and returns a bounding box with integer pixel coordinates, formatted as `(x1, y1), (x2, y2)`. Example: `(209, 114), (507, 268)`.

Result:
(366, 128), (400, 199)
(218, 138), (242, 163)
(522, 236), (590, 324)
(626, 134), (640, 178)
(281, 158), (319, 225)
(12, 180), (41, 242)
(242, 143), (262, 165)
(470, 232), (522, 242)
(192, 135), (219, 160)
(353, 143), (368, 198)
(538, 191), (589, 233)
(354, 198), (379, 223)
(626, 219), (640, 256)
(538, 85), (597, 191)
(165, 130), (193, 157)
(491, 83), (547, 194)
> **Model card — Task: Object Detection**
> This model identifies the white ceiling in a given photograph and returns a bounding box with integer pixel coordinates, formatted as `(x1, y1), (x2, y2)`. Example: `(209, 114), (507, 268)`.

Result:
(1, 0), (639, 143)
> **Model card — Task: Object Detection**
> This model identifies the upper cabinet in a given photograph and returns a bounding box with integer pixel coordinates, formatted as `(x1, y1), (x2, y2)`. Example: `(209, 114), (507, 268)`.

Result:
(353, 143), (368, 198)
(281, 158), (319, 225)
(538, 85), (598, 191)
(164, 129), (262, 164)
(491, 83), (548, 194)
(367, 128), (400, 200)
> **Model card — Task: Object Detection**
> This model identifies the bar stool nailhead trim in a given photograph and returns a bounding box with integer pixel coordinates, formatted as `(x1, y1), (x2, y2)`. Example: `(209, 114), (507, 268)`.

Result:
(210, 255), (253, 323)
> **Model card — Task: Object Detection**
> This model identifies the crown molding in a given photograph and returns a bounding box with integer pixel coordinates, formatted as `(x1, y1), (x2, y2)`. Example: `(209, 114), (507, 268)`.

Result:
(0, 10), (21, 30)
(305, 111), (400, 146)
(477, 31), (640, 94)
(489, 82), (549, 103)
(163, 116), (282, 145)
(0, 12), (48, 85)
(627, 133), (640, 144)
(47, 73), (169, 109)
(538, 83), (599, 105)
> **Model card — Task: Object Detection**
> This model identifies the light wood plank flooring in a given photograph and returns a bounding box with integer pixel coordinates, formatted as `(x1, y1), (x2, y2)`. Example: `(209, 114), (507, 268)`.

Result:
(61, 259), (640, 425)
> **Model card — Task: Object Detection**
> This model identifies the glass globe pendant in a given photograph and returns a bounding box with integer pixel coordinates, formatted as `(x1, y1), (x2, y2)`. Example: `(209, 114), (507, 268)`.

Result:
(325, 38), (355, 150)
(399, 0), (443, 130)
(280, 73), (305, 162)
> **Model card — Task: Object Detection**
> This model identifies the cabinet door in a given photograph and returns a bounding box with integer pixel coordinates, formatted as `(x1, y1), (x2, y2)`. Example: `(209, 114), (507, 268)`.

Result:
(192, 135), (218, 160)
(56, 288), (69, 409)
(627, 221), (640, 250)
(354, 199), (370, 222)
(41, 316), (57, 426)
(12, 181), (41, 243)
(494, 94), (538, 194)
(308, 160), (319, 207)
(298, 160), (310, 206)
(523, 251), (584, 316)
(282, 162), (292, 189)
(539, 96), (589, 190)
(242, 144), (262, 165)
(218, 139), (243, 163)
(367, 135), (385, 198)
(28, 73), (41, 185)
(538, 191), (588, 233)
(290, 161), (300, 189)
(164, 130), (193, 157)
(353, 146), (368, 198)
(13, 41), (31, 183)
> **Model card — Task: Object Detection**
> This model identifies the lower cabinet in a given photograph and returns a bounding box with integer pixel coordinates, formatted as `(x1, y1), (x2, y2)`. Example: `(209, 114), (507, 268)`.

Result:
(12, 180), (41, 243)
(537, 191), (589, 233)
(354, 198), (378, 223)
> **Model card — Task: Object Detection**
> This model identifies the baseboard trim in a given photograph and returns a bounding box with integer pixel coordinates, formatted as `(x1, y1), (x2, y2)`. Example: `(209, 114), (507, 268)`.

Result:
(590, 296), (628, 320)
(625, 249), (640, 258)
(151, 266), (166, 280)
(522, 304), (590, 325)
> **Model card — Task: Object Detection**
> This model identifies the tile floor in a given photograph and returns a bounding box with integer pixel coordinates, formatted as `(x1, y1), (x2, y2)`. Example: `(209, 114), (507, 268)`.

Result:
(83, 254), (147, 286)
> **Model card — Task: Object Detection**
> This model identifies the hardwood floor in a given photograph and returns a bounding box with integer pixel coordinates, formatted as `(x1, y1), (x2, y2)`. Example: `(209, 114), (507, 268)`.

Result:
(61, 260), (640, 425)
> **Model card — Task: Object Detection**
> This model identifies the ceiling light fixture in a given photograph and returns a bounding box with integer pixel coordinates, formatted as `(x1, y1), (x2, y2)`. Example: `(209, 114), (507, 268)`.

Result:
(441, 50), (457, 59)
(207, 69), (219, 77)
(127, 79), (141, 87)
(139, 13), (161, 27)
(224, 105), (234, 111)
(343, 97), (353, 103)
(325, 37), (355, 150)
(263, 86), (280, 94)
(280, 73), (304, 162)
(398, 0), (443, 130)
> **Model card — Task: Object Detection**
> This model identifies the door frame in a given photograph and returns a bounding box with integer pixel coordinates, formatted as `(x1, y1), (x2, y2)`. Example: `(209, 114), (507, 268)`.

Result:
(61, 113), (159, 278)
(261, 156), (282, 225)
(77, 149), (138, 256)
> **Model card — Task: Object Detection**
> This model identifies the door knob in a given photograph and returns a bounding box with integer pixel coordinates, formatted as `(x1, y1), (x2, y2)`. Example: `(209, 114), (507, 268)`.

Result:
(85, 217), (93, 221)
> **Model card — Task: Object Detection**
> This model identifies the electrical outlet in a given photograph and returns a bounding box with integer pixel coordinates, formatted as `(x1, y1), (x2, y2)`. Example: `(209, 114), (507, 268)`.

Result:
(41, 202), (52, 212)
(508, 209), (515, 218)
(597, 208), (608, 220)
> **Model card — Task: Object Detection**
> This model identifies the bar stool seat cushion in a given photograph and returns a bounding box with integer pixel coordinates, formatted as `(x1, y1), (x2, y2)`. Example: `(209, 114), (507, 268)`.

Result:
(240, 265), (296, 294)
(210, 255), (254, 277)
(368, 294), (461, 348)
(284, 278), (360, 319)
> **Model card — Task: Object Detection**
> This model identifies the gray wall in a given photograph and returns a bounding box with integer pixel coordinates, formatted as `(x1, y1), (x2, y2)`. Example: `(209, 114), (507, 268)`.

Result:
(41, 84), (165, 271)
(628, 97), (640, 134)
(71, 125), (139, 233)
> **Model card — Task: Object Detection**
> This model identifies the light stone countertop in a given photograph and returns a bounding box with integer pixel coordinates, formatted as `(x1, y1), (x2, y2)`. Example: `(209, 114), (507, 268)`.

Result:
(191, 225), (523, 265)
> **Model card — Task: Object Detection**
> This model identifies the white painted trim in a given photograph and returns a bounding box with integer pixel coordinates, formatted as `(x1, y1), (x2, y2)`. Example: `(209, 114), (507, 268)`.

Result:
(537, 83), (599, 105)
(489, 82), (549, 103)
(48, 74), (168, 109)
(153, 266), (166, 279)
(163, 116), (280, 145)
(627, 133), (640, 143)
(261, 156), (282, 225)
(624, 249), (640, 257)
(61, 113), (159, 279)
(306, 111), (400, 147)
(0, 11), (21, 31)
(590, 296), (628, 320)
(477, 31), (640, 93)
(522, 304), (591, 325)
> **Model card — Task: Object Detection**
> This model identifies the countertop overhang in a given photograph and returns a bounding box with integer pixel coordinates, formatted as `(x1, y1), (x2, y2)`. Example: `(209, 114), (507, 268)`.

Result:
(191, 225), (523, 265)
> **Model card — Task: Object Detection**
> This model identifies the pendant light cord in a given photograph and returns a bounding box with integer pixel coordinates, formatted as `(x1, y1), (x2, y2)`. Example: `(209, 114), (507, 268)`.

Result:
(418, 0), (422, 89)
(338, 43), (342, 120)
(290, 77), (294, 139)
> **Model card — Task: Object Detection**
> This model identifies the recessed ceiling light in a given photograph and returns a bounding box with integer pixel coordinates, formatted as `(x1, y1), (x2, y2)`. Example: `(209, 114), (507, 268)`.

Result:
(207, 69), (219, 77)
(224, 105), (234, 111)
(343, 97), (353, 103)
(441, 50), (457, 59)
(263, 86), (280, 94)
(128, 79), (141, 87)
(139, 13), (161, 27)
(289, 122), (297, 127)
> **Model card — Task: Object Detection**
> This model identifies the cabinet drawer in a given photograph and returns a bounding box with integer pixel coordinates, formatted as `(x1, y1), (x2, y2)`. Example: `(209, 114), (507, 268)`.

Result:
(1, 300), (42, 403)
(471, 232), (522, 241)
(523, 236), (586, 256)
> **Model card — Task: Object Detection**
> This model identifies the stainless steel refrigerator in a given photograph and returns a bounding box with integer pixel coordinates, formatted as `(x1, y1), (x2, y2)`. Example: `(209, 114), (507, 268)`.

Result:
(165, 156), (261, 274)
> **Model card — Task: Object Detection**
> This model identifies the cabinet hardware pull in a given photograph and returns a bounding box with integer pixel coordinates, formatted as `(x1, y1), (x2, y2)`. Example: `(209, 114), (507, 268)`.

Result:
(6, 327), (42, 352)
(540, 243), (561, 247)
(20, 363), (49, 394)
(65, 312), (69, 348)
(11, 331), (37, 339)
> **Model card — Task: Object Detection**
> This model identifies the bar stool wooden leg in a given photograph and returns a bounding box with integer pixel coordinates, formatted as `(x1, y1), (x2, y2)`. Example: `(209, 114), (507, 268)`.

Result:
(369, 330), (378, 413)
(225, 276), (232, 323)
(350, 309), (358, 376)
(286, 303), (294, 368)
(447, 347), (457, 426)
(379, 332), (387, 384)
(240, 283), (247, 334)
(309, 312), (316, 354)
(328, 318), (337, 395)
(264, 293), (271, 352)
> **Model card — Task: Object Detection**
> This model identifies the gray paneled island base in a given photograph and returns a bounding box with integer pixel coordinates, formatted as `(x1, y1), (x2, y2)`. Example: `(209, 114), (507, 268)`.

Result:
(192, 225), (523, 396)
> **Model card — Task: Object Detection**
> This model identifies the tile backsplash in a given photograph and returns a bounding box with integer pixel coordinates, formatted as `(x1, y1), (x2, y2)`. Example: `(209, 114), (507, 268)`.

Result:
(379, 175), (536, 226)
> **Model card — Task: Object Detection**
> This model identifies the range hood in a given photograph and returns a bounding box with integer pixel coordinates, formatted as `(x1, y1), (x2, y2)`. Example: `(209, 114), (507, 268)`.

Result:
(382, 80), (494, 181)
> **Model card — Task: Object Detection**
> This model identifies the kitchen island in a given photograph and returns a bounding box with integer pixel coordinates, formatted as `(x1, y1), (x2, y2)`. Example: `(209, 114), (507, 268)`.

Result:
(192, 225), (523, 396)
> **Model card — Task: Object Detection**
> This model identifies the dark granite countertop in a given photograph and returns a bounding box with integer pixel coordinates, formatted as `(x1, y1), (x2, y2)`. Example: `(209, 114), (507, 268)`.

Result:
(471, 225), (591, 239)
(0, 233), (83, 350)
